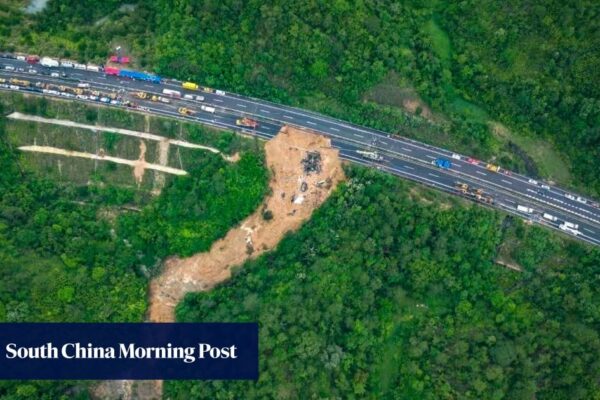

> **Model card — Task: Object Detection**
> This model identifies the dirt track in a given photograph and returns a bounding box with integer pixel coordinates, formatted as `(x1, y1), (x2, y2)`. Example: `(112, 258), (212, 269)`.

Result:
(148, 126), (345, 322)
(18, 145), (186, 176)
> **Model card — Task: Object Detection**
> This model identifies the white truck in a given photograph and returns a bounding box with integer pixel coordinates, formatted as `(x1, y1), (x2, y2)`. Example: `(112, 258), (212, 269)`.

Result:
(60, 60), (74, 68)
(517, 205), (534, 213)
(356, 150), (384, 161)
(215, 90), (226, 95)
(74, 63), (87, 70)
(542, 213), (558, 222)
(86, 64), (100, 72)
(200, 105), (215, 113)
(560, 224), (580, 236)
(162, 88), (181, 98)
(40, 57), (59, 68)
(563, 221), (579, 229)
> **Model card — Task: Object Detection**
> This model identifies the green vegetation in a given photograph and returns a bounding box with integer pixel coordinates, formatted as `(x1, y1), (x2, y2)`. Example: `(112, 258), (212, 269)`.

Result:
(170, 166), (600, 399)
(3, 0), (598, 195)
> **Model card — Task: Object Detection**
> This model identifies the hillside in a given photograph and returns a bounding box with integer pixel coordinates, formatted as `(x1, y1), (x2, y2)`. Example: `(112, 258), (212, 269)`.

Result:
(1, 0), (598, 196)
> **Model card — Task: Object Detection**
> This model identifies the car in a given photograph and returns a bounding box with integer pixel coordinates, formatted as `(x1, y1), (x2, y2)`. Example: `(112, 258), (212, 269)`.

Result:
(4, 65), (14, 71)
(565, 194), (576, 200)
(576, 196), (587, 204)
(503, 170), (512, 176)
(17, 67), (25, 72)
(196, 95), (205, 101)
(27, 69), (37, 74)
(541, 184), (551, 190)
(451, 153), (461, 160)
(183, 94), (195, 100)
(50, 72), (60, 77)
(467, 157), (478, 164)
(528, 179), (538, 185)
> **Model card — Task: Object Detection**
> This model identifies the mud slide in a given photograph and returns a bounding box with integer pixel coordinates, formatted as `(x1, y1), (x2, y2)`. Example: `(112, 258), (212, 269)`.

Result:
(148, 126), (344, 321)
(19, 145), (187, 176)
(92, 127), (344, 400)
(8, 112), (228, 158)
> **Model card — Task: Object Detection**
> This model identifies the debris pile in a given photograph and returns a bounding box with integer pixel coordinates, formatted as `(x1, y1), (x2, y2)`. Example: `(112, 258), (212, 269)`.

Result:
(301, 151), (322, 174)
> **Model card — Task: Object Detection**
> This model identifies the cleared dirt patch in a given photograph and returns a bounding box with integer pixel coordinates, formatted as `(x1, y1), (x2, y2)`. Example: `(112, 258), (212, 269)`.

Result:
(148, 126), (345, 322)
(19, 145), (186, 176)
(8, 112), (228, 158)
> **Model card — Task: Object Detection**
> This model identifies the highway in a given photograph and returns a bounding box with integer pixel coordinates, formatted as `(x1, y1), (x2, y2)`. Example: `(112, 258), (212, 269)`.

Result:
(1, 56), (599, 246)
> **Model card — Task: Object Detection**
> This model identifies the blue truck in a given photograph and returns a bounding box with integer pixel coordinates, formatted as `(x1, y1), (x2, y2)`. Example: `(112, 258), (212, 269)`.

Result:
(432, 158), (452, 169)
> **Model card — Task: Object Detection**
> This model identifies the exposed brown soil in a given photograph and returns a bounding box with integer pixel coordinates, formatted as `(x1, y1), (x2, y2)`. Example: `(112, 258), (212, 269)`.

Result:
(133, 140), (147, 185)
(148, 126), (345, 322)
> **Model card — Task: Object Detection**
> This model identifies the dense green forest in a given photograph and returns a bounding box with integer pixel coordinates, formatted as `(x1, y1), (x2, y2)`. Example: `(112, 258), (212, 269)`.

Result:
(170, 166), (600, 399)
(1, 0), (598, 195)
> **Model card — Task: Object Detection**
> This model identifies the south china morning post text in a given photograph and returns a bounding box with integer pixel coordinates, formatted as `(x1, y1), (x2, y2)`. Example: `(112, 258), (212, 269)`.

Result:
(0, 323), (258, 380)
(5, 342), (238, 364)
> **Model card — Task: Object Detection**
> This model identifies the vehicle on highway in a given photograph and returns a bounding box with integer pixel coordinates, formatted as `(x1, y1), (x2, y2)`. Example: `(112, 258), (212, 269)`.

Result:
(216, 90), (226, 95)
(77, 83), (90, 88)
(183, 94), (194, 100)
(563, 221), (579, 229)
(26, 55), (39, 64)
(433, 158), (452, 169)
(357, 150), (384, 161)
(182, 81), (199, 90)
(517, 205), (534, 213)
(541, 184), (551, 190)
(576, 196), (587, 204)
(40, 57), (59, 68)
(560, 224), (580, 236)
(543, 213), (558, 222)
(200, 105), (215, 113)
(162, 88), (181, 98)
(60, 60), (74, 68)
(565, 193), (576, 200)
(486, 163), (500, 172)
(119, 69), (162, 84)
(467, 157), (478, 164)
(105, 67), (120, 76)
(50, 72), (60, 77)
(4, 65), (15, 71)
(528, 179), (538, 185)
(195, 95), (205, 101)
(27, 69), (37, 74)
(178, 107), (194, 116)
(451, 153), (461, 160)
(236, 117), (259, 129)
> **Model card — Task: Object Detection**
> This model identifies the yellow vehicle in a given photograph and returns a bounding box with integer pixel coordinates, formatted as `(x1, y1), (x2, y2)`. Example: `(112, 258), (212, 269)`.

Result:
(178, 107), (194, 116)
(182, 81), (199, 90)
(202, 86), (214, 93)
(151, 95), (159, 102)
(10, 78), (30, 86)
(133, 91), (148, 100)
(0, 78), (6, 84)
(73, 88), (84, 95)
(486, 163), (500, 172)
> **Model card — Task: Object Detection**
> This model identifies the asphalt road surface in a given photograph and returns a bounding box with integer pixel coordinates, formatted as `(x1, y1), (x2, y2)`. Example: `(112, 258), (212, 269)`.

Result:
(1, 57), (599, 246)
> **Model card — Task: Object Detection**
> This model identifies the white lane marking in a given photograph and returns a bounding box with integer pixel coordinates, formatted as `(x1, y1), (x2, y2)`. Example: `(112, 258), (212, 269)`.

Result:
(584, 228), (595, 234)
(260, 109), (270, 113)
(353, 133), (363, 138)
(236, 103), (247, 108)
(401, 147), (412, 152)
(97, 76), (106, 80)
(403, 165), (414, 170)
(476, 171), (487, 176)
(454, 164), (462, 168)
(283, 115), (294, 119)
(330, 127), (339, 132)
(501, 179), (512, 185)
(214, 98), (223, 102)
(428, 173), (439, 178)
(306, 121), (316, 125)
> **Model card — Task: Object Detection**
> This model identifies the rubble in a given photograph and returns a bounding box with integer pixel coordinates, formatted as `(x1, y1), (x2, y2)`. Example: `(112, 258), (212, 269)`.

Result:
(301, 151), (322, 174)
